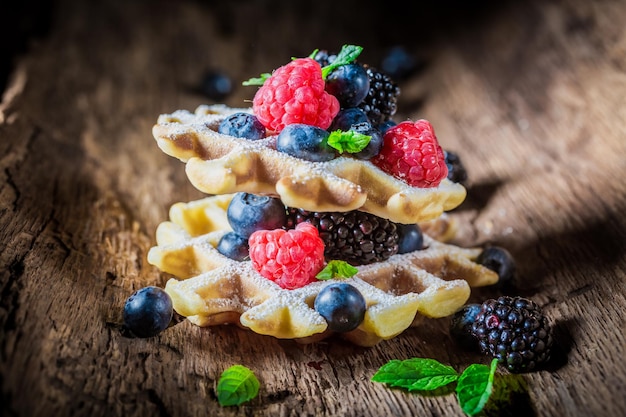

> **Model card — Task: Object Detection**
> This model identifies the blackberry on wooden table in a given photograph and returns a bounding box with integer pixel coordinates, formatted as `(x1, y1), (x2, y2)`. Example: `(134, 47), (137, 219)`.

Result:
(471, 296), (553, 373)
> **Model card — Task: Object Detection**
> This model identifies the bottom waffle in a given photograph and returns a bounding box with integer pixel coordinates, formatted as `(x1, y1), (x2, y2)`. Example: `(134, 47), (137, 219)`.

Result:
(147, 196), (499, 346)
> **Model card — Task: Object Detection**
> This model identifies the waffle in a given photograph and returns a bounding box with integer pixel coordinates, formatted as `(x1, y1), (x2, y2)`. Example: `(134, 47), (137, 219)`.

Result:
(148, 196), (499, 346)
(153, 104), (467, 224)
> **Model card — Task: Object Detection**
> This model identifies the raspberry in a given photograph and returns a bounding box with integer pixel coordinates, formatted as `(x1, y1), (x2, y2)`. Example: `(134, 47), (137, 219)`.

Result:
(252, 58), (340, 133)
(249, 222), (325, 290)
(371, 120), (448, 188)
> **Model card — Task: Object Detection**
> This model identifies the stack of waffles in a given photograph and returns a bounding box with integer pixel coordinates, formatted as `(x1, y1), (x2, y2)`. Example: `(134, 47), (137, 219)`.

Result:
(147, 104), (499, 346)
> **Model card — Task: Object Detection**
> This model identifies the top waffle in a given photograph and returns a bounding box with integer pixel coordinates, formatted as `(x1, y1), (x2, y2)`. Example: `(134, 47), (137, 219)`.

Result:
(153, 104), (466, 224)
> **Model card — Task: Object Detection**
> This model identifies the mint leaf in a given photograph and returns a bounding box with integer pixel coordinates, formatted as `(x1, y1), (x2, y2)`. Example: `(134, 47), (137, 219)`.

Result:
(327, 130), (371, 154)
(456, 359), (498, 416)
(216, 365), (260, 406)
(316, 260), (358, 280)
(242, 73), (272, 86)
(321, 44), (363, 79)
(372, 358), (459, 392)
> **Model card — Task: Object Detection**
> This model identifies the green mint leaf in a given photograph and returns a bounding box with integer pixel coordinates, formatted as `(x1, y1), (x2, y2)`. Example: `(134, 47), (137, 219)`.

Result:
(456, 359), (498, 416)
(216, 365), (260, 406)
(242, 73), (271, 86)
(371, 358), (459, 392)
(308, 48), (320, 59)
(327, 130), (371, 154)
(316, 260), (358, 280)
(321, 44), (363, 79)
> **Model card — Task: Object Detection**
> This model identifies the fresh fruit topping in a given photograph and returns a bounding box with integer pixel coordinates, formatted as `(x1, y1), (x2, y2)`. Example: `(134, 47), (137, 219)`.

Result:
(449, 303), (481, 350)
(314, 282), (366, 332)
(325, 63), (370, 107)
(471, 296), (553, 373)
(286, 208), (399, 266)
(248, 222), (325, 289)
(316, 260), (358, 280)
(227, 192), (287, 239)
(357, 65), (400, 125)
(396, 223), (424, 254)
(372, 120), (448, 188)
(477, 246), (516, 286)
(218, 112), (266, 140)
(123, 286), (173, 338)
(345, 121), (382, 160)
(329, 107), (370, 131)
(249, 57), (339, 132)
(244, 45), (363, 133)
(444, 150), (468, 185)
(217, 231), (250, 261)
(276, 123), (336, 162)
(199, 69), (233, 101)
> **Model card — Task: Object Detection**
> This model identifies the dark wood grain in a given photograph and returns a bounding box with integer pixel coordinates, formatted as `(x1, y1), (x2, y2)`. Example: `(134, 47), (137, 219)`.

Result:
(1, 0), (625, 416)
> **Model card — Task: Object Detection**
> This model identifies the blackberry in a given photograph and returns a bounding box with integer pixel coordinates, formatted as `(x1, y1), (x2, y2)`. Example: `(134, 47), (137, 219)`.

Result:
(286, 208), (399, 266)
(357, 65), (400, 126)
(313, 49), (337, 67)
(444, 150), (468, 185)
(471, 296), (553, 373)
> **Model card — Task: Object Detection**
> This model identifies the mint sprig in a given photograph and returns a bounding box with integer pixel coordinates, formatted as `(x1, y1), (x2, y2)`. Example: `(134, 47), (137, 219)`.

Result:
(372, 358), (501, 416)
(457, 359), (498, 416)
(327, 129), (371, 154)
(216, 365), (260, 406)
(316, 260), (358, 280)
(371, 358), (459, 391)
(319, 44), (363, 79)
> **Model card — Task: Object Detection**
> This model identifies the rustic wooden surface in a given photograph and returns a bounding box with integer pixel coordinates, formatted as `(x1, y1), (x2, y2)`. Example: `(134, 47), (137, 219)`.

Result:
(1, 0), (625, 416)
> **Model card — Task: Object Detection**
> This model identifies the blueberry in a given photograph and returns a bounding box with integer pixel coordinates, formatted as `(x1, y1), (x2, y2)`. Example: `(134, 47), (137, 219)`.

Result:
(477, 246), (516, 286)
(325, 63), (370, 108)
(276, 124), (336, 162)
(348, 122), (383, 160)
(123, 286), (173, 338)
(450, 303), (481, 350)
(199, 70), (233, 101)
(396, 223), (424, 254)
(314, 283), (366, 333)
(227, 192), (287, 238)
(329, 108), (370, 132)
(444, 150), (468, 185)
(378, 119), (397, 134)
(381, 46), (418, 80)
(217, 231), (249, 261)
(218, 112), (265, 140)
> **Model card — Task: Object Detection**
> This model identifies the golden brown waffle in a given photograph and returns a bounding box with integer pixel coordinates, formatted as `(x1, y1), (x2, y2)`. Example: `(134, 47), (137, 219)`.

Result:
(148, 196), (499, 346)
(153, 104), (467, 224)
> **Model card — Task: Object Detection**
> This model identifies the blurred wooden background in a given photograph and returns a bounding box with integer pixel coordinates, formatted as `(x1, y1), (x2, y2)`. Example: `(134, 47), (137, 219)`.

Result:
(1, 0), (625, 416)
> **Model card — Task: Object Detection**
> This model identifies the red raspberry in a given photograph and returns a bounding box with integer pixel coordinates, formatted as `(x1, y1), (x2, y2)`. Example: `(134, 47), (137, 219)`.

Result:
(249, 222), (325, 290)
(252, 58), (340, 133)
(371, 120), (448, 188)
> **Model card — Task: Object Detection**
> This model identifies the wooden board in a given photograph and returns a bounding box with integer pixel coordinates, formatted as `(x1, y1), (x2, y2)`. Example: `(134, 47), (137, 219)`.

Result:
(1, 0), (625, 416)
